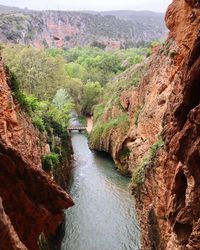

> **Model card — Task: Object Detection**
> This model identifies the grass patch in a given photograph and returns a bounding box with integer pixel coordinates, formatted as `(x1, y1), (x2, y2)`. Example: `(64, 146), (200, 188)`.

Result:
(89, 113), (129, 147)
(93, 103), (105, 123)
(32, 117), (45, 132)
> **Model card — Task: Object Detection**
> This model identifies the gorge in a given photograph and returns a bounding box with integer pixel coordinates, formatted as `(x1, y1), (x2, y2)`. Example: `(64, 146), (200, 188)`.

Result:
(89, 0), (200, 249)
(0, 0), (200, 249)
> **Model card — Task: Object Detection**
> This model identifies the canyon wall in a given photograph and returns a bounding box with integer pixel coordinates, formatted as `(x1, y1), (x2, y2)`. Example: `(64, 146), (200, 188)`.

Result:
(0, 8), (165, 49)
(0, 61), (74, 249)
(136, 0), (200, 249)
(90, 0), (200, 248)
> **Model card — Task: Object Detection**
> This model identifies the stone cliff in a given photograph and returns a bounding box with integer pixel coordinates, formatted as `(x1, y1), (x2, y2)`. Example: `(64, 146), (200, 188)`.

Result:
(0, 61), (74, 249)
(90, 0), (200, 249)
(136, 0), (200, 249)
(0, 7), (166, 49)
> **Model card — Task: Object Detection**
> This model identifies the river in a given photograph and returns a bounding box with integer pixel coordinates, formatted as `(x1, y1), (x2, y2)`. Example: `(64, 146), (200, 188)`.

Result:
(61, 132), (140, 250)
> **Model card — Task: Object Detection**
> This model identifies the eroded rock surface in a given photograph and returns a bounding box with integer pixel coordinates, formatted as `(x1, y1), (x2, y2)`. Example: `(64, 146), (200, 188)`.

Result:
(0, 61), (74, 249)
(90, 0), (200, 249)
(0, 9), (166, 49)
(134, 0), (200, 249)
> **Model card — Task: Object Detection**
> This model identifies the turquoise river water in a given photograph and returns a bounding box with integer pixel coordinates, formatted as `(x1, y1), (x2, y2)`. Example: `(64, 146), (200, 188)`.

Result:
(61, 132), (140, 250)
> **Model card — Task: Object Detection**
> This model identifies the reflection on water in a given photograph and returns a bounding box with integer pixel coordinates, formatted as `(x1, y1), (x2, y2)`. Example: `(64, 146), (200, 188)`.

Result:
(61, 133), (140, 250)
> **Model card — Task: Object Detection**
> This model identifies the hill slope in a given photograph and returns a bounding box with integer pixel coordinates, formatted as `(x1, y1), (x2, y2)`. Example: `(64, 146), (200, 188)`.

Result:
(0, 5), (166, 49)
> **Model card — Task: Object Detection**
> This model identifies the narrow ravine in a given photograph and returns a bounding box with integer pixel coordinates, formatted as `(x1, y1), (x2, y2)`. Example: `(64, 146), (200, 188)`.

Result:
(61, 132), (140, 250)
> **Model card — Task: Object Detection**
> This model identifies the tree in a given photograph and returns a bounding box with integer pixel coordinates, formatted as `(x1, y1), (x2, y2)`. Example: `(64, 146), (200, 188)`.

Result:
(50, 88), (74, 128)
(81, 81), (102, 115)
(65, 78), (83, 113)
(2, 45), (68, 100)
(52, 88), (68, 108)
(65, 62), (87, 81)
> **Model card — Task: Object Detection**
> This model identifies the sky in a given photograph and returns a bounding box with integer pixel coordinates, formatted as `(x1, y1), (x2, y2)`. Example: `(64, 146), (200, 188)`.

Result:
(0, 0), (172, 13)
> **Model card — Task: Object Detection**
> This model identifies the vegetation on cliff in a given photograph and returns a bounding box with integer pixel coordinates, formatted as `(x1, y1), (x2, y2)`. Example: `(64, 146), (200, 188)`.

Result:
(0, 5), (166, 49)
(1, 42), (153, 180)
(1, 1), (200, 249)
(88, 61), (147, 149)
(2, 44), (149, 113)
(132, 138), (164, 188)
(0, 57), (74, 250)
(89, 113), (129, 148)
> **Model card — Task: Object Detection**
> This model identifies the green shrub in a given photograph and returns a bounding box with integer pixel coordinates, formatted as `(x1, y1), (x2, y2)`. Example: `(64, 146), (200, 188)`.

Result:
(131, 67), (146, 87)
(78, 115), (87, 126)
(32, 117), (45, 132)
(93, 103), (105, 123)
(101, 113), (129, 137)
(89, 124), (104, 147)
(133, 160), (147, 186)
(6, 67), (32, 114)
(132, 138), (164, 187)
(42, 153), (60, 172)
(89, 113), (129, 147)
(119, 146), (130, 158)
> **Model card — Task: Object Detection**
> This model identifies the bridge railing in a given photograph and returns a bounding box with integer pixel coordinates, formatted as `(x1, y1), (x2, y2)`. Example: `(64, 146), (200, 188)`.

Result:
(67, 126), (87, 132)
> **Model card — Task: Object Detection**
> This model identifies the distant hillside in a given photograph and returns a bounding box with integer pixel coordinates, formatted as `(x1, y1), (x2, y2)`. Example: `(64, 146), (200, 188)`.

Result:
(0, 5), (167, 49)
(101, 10), (164, 27)
(0, 4), (30, 14)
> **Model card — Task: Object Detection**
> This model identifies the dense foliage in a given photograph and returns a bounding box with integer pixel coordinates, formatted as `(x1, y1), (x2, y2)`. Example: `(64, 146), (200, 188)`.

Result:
(2, 44), (149, 115)
(3, 45), (67, 100)
(49, 46), (149, 85)
(1, 42), (152, 177)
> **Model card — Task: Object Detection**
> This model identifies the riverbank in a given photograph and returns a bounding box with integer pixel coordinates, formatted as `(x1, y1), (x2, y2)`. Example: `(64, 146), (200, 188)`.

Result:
(86, 116), (93, 133)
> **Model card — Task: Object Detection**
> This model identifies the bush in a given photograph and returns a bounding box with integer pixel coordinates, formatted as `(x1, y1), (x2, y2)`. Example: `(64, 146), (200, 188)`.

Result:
(119, 146), (130, 158)
(78, 115), (87, 126)
(89, 113), (129, 147)
(132, 138), (164, 187)
(32, 117), (45, 132)
(89, 124), (104, 147)
(6, 67), (32, 114)
(93, 103), (105, 123)
(42, 153), (60, 172)
(149, 138), (164, 163)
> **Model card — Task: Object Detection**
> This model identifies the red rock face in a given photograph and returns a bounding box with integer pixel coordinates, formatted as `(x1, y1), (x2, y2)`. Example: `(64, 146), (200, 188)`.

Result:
(0, 62), (74, 249)
(90, 0), (200, 249)
(134, 0), (200, 249)
(0, 197), (27, 250)
(30, 12), (124, 50)
(0, 62), (48, 168)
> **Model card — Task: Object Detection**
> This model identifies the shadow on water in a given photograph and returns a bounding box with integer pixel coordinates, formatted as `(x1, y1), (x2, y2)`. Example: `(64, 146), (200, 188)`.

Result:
(58, 132), (140, 250)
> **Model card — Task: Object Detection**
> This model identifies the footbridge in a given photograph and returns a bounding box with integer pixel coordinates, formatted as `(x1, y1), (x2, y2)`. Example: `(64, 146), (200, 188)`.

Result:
(67, 125), (87, 133)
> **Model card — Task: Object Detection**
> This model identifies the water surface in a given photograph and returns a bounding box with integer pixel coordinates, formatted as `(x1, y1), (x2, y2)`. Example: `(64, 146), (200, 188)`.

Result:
(61, 133), (140, 250)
